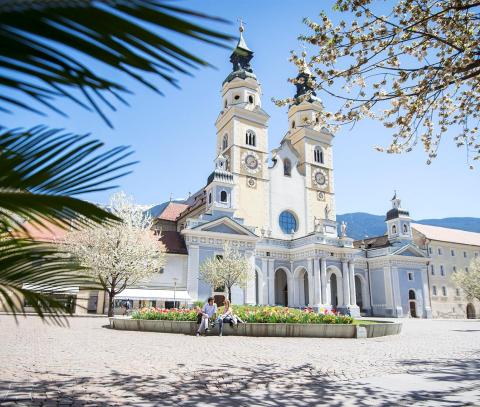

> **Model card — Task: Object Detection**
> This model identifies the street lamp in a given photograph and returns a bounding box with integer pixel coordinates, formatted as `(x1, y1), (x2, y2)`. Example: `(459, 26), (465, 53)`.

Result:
(172, 277), (178, 308)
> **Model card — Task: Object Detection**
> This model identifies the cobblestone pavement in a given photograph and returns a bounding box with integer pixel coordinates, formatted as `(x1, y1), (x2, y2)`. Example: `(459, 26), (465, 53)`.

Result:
(1, 316), (479, 406)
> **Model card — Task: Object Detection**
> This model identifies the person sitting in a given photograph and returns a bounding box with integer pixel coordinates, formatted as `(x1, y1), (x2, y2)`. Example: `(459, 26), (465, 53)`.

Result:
(216, 299), (234, 337)
(196, 297), (217, 337)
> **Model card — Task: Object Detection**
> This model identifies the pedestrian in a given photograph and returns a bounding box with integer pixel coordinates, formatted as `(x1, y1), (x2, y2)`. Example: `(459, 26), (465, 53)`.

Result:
(196, 297), (217, 336)
(216, 298), (234, 337)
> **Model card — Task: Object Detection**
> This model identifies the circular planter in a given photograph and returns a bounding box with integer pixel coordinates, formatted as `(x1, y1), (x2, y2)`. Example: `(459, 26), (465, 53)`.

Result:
(109, 317), (401, 339)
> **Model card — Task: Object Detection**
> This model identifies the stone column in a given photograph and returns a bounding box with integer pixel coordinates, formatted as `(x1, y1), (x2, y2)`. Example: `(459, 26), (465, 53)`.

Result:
(268, 259), (275, 305)
(421, 265), (433, 318)
(187, 245), (199, 302)
(261, 258), (269, 305)
(342, 260), (350, 306)
(307, 258), (314, 307)
(349, 261), (356, 306)
(321, 257), (327, 305)
(244, 251), (256, 305)
(313, 258), (322, 310)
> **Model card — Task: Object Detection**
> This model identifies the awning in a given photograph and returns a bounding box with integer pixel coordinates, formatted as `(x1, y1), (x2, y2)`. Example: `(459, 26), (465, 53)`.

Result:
(115, 288), (191, 301)
(22, 284), (79, 294)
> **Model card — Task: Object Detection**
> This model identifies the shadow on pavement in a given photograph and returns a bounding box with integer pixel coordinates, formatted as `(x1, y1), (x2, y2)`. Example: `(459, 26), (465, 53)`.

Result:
(1, 358), (479, 406)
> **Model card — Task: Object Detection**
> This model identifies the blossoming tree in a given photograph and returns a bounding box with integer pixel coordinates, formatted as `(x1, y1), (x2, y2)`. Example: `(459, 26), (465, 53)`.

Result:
(452, 258), (480, 302)
(276, 0), (480, 166)
(64, 192), (166, 316)
(199, 242), (252, 302)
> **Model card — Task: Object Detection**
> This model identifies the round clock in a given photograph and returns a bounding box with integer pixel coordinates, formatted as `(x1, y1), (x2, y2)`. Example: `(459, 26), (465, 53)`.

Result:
(245, 154), (258, 170)
(315, 172), (326, 185)
(312, 169), (328, 189)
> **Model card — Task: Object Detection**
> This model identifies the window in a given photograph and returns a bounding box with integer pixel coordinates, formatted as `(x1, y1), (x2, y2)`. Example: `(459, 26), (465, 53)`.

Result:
(438, 247), (443, 255)
(440, 265), (445, 276)
(453, 266), (457, 272)
(224, 99), (227, 108)
(208, 193), (212, 204)
(220, 190), (228, 203)
(428, 247), (432, 255)
(283, 158), (292, 176)
(291, 121), (295, 129)
(432, 286), (437, 296)
(222, 134), (228, 150)
(408, 272), (413, 281)
(442, 286), (447, 296)
(234, 94), (240, 101)
(451, 249), (455, 256)
(245, 130), (256, 146)
(408, 290), (416, 300)
(279, 211), (297, 234)
(248, 95), (254, 104)
(392, 225), (397, 234)
(403, 224), (408, 233)
(430, 264), (435, 275)
(314, 146), (324, 164)
(464, 251), (467, 258)
(456, 288), (461, 296)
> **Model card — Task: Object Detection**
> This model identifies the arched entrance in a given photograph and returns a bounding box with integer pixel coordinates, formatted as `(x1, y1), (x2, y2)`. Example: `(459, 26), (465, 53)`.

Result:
(355, 275), (363, 311)
(275, 268), (288, 306)
(330, 274), (339, 308)
(467, 303), (476, 319)
(409, 289), (417, 318)
(294, 268), (309, 307)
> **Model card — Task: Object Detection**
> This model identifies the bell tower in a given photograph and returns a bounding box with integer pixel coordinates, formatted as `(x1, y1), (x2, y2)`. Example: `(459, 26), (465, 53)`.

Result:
(284, 52), (336, 233)
(215, 22), (269, 229)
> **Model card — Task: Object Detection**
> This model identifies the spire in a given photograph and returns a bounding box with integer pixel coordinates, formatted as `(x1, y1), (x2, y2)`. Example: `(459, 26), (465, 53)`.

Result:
(224, 19), (256, 84)
(293, 49), (318, 103)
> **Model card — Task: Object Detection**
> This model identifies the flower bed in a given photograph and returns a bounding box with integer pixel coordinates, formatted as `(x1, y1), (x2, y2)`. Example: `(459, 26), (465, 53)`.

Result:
(131, 305), (354, 325)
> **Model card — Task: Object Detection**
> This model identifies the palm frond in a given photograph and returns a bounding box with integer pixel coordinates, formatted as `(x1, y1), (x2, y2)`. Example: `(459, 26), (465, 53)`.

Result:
(0, 125), (137, 232)
(0, 0), (234, 126)
(0, 237), (98, 325)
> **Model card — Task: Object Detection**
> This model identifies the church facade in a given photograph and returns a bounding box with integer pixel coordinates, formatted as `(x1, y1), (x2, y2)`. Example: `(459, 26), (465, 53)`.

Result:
(120, 27), (433, 319)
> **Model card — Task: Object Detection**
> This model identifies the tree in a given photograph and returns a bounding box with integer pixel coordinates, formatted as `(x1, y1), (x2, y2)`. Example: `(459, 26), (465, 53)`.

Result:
(452, 258), (480, 302)
(276, 0), (480, 166)
(199, 242), (252, 302)
(0, 1), (231, 321)
(64, 192), (166, 317)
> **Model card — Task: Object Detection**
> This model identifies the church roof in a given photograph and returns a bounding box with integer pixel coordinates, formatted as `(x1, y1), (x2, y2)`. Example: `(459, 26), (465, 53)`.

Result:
(385, 207), (410, 221)
(146, 201), (189, 221)
(353, 234), (390, 249)
(412, 223), (480, 247)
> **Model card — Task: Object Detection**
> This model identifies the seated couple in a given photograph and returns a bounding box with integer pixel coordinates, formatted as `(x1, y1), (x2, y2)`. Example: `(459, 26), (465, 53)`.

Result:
(196, 297), (243, 337)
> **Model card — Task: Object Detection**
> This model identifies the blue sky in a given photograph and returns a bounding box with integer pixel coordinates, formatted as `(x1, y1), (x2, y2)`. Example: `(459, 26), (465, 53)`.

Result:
(3, 0), (479, 219)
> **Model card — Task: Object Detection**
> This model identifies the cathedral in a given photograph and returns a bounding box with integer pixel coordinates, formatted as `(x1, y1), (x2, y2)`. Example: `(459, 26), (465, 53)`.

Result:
(118, 26), (433, 319)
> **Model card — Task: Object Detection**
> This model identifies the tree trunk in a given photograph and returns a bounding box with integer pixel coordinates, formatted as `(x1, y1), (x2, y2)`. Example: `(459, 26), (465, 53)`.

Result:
(107, 290), (115, 317)
(228, 287), (232, 302)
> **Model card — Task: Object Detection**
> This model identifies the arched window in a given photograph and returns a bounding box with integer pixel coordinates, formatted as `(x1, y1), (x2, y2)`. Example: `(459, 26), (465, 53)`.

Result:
(403, 224), (408, 233)
(279, 211), (297, 234)
(246, 130), (256, 146)
(208, 193), (212, 204)
(248, 95), (254, 104)
(224, 99), (227, 108)
(392, 225), (397, 234)
(222, 134), (228, 150)
(220, 190), (228, 203)
(291, 121), (295, 129)
(314, 146), (324, 164)
(283, 158), (292, 176)
(408, 289), (416, 300)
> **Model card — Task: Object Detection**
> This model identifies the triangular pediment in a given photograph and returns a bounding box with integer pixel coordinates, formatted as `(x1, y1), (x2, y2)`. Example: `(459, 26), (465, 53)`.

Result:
(193, 217), (257, 237)
(392, 244), (426, 258)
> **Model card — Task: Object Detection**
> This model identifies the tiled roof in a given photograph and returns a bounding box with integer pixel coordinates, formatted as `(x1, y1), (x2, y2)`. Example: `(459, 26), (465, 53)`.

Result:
(14, 221), (68, 242)
(412, 223), (480, 247)
(353, 234), (390, 249)
(159, 231), (187, 255)
(147, 201), (188, 221)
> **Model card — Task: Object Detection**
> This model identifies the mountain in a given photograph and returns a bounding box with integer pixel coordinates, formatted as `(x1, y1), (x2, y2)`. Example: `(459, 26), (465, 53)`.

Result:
(336, 213), (480, 241)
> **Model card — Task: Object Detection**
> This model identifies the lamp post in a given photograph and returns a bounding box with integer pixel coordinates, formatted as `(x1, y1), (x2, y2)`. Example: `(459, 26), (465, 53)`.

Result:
(172, 277), (178, 308)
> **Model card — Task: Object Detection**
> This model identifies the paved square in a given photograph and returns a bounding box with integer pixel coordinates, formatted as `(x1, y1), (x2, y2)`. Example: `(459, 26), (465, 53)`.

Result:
(1, 316), (479, 405)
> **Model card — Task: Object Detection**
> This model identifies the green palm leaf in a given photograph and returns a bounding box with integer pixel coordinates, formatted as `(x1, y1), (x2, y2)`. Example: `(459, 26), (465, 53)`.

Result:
(0, 125), (136, 232)
(0, 0), (233, 126)
(0, 237), (97, 325)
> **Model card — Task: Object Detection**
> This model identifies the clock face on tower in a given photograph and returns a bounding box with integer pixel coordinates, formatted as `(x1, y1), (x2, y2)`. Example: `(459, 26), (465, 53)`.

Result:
(245, 154), (258, 170)
(241, 151), (261, 174)
(312, 169), (328, 189)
